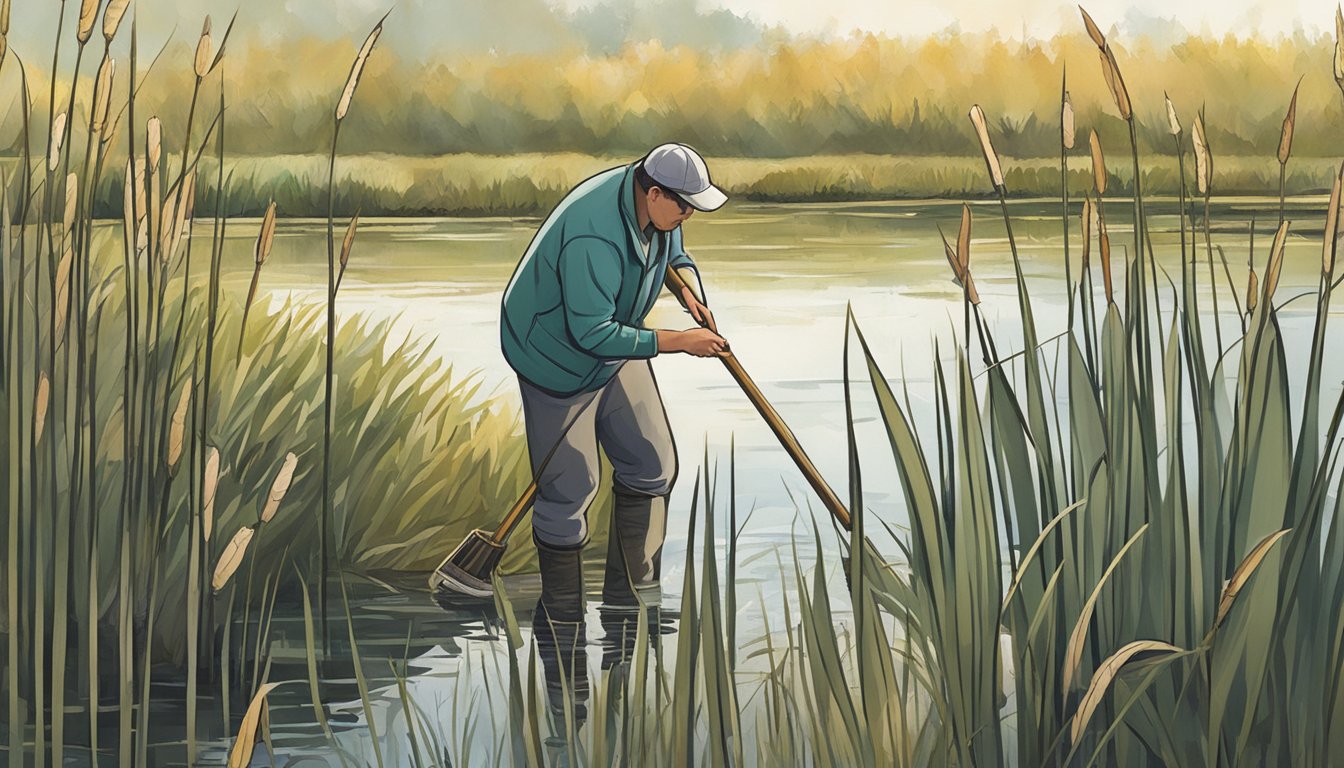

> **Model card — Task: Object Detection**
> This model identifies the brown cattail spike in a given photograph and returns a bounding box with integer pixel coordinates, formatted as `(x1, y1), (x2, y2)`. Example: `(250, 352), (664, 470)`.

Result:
(77, 0), (99, 43)
(1099, 46), (1132, 120)
(340, 213), (360, 270)
(49, 112), (67, 172)
(212, 526), (255, 593)
(1079, 6), (1107, 48)
(92, 56), (115, 134)
(1081, 195), (1094, 269)
(194, 16), (212, 79)
(255, 200), (278, 265)
(336, 13), (387, 121)
(1278, 82), (1299, 166)
(260, 452), (298, 524)
(1263, 220), (1291, 302)
(1192, 112), (1212, 197)
(1164, 92), (1181, 136)
(34, 374), (50, 443)
(1062, 91), (1075, 150)
(167, 378), (192, 471)
(203, 447), (220, 543)
(103, 0), (129, 42)
(147, 116), (162, 169)
(968, 104), (1005, 191)
(1089, 130), (1106, 195)
(1325, 162), (1344, 275)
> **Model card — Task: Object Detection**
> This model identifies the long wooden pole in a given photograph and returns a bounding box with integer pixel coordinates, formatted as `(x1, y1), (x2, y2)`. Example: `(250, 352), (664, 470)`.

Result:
(487, 266), (851, 544)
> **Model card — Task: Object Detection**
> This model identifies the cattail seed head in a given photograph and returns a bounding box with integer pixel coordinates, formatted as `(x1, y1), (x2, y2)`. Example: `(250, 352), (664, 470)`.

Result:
(34, 374), (50, 443)
(1192, 112), (1212, 197)
(103, 0), (129, 42)
(167, 378), (192, 471)
(255, 200), (277, 265)
(203, 447), (220, 543)
(1326, 162), (1344, 275)
(1099, 46), (1132, 120)
(260, 452), (298, 524)
(1278, 82), (1299, 166)
(340, 213), (359, 270)
(146, 116), (162, 169)
(212, 526), (255, 593)
(77, 0), (99, 43)
(1164, 92), (1181, 136)
(1, 0), (10, 36)
(1080, 6), (1106, 48)
(1246, 268), (1259, 314)
(1081, 195), (1094, 269)
(1088, 130), (1106, 195)
(336, 15), (385, 121)
(194, 16), (212, 79)
(968, 104), (1005, 191)
(92, 56), (115, 134)
(48, 112), (67, 172)
(1061, 91), (1075, 150)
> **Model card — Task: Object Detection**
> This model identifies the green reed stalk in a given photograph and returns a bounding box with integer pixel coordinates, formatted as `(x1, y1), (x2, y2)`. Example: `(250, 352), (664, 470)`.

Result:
(1061, 72), (1075, 332)
(117, 15), (137, 766)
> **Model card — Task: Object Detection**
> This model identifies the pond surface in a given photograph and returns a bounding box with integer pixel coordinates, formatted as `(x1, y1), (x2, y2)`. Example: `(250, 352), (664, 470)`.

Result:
(168, 195), (1342, 765)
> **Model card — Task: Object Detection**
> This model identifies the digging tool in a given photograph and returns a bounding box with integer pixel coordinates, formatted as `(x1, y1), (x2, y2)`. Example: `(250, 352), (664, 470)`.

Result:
(429, 266), (850, 598)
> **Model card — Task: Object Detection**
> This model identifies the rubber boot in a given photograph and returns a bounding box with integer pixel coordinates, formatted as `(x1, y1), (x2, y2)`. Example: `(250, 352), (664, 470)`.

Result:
(532, 536), (589, 737)
(601, 484), (668, 609)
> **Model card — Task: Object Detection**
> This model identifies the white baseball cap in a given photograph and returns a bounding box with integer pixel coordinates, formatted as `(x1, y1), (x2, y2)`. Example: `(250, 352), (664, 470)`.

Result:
(640, 143), (728, 212)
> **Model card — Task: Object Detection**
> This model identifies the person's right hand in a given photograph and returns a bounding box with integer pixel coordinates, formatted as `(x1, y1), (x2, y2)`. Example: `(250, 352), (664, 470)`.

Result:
(659, 327), (727, 357)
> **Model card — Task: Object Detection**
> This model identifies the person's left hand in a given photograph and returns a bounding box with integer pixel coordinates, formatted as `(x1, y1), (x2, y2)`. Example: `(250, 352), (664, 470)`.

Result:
(680, 287), (717, 333)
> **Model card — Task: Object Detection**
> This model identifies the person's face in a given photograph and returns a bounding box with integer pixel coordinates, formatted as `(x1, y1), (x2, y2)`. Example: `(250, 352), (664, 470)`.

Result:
(647, 186), (695, 231)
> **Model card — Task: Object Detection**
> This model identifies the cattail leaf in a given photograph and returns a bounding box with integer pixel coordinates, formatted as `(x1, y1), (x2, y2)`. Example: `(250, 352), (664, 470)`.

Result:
(194, 16), (212, 79)
(938, 228), (962, 287)
(1215, 529), (1291, 629)
(1088, 129), (1106, 195)
(336, 12), (387, 121)
(228, 681), (282, 768)
(1323, 162), (1343, 274)
(1071, 640), (1184, 744)
(1277, 81), (1299, 166)
(1262, 220), (1291, 302)
(167, 378), (193, 471)
(261, 452), (298, 523)
(967, 104), (1004, 190)
(1080, 194), (1094, 269)
(203, 447), (220, 543)
(212, 526), (255, 592)
(34, 373), (50, 444)
(77, 0), (98, 43)
(1164, 92), (1181, 136)
(1063, 524), (1148, 691)
(1061, 90), (1075, 149)
(255, 200), (278, 265)
(1079, 6), (1106, 48)
(103, 0), (129, 41)
(48, 112), (67, 171)
(1192, 112), (1212, 196)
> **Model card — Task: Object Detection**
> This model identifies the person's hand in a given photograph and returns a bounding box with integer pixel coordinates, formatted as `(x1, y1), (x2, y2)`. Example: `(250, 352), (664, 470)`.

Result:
(681, 286), (717, 333)
(657, 328), (728, 357)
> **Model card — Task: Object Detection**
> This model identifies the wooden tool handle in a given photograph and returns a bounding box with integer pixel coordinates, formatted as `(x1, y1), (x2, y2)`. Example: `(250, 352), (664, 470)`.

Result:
(665, 267), (852, 529)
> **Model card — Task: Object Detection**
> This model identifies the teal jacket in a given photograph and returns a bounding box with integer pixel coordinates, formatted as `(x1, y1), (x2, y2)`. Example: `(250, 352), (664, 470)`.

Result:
(500, 163), (699, 395)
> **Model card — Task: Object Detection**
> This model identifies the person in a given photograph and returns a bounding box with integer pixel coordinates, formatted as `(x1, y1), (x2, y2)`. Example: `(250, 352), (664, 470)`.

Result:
(499, 142), (728, 727)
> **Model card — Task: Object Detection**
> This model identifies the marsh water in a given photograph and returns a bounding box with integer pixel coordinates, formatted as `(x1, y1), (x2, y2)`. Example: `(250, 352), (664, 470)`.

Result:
(154, 196), (1341, 764)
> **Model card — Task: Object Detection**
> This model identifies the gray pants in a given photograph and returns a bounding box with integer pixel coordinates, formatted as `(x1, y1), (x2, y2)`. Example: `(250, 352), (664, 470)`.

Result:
(519, 360), (678, 548)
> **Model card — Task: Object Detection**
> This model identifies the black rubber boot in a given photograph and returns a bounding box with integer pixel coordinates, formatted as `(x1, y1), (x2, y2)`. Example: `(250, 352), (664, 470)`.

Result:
(601, 485), (668, 608)
(532, 536), (589, 734)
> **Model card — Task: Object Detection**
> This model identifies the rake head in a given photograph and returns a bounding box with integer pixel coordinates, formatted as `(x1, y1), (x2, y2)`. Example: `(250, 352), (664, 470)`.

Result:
(429, 528), (506, 598)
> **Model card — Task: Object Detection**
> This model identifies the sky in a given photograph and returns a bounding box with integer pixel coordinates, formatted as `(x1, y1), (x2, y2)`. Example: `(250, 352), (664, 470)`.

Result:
(3, 0), (1341, 64)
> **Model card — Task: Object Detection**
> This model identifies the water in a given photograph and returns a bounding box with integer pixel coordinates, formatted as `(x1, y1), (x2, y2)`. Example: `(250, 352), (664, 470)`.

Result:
(174, 195), (1340, 764)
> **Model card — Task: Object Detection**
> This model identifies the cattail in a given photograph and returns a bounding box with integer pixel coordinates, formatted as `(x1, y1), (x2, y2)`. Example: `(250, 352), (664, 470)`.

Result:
(147, 116), (162, 169)
(1088, 130), (1106, 195)
(1099, 220), (1113, 303)
(956, 204), (979, 304)
(167, 378), (192, 472)
(1164, 92), (1181, 136)
(340, 214), (359, 271)
(1098, 47), (1132, 120)
(194, 16), (212, 79)
(968, 104), (1004, 191)
(1081, 195), (1094, 269)
(48, 112), (67, 172)
(77, 0), (99, 43)
(202, 447), (220, 543)
(1, 0), (9, 35)
(1278, 82), (1299, 166)
(1061, 91), (1075, 150)
(34, 373), (50, 444)
(1246, 267), (1259, 315)
(255, 200), (277, 265)
(92, 56), (115, 134)
(1080, 6), (1107, 48)
(103, 0), (129, 42)
(211, 526), (255, 593)
(1263, 220), (1291, 302)
(336, 15), (386, 121)
(1325, 162), (1344, 274)
(260, 452), (298, 524)
(1192, 112), (1212, 197)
